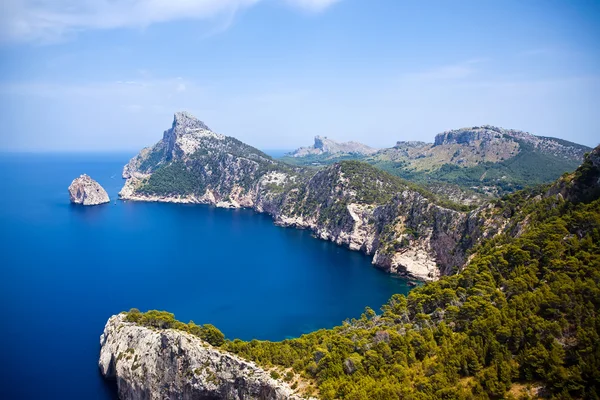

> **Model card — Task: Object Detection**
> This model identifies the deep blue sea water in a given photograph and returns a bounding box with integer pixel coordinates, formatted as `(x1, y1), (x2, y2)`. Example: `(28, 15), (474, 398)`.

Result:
(0, 153), (409, 399)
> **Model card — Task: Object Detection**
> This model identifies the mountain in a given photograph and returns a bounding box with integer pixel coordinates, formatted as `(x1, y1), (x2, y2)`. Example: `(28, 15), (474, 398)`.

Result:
(287, 136), (378, 158)
(105, 146), (600, 399)
(121, 112), (514, 280)
(286, 125), (592, 197)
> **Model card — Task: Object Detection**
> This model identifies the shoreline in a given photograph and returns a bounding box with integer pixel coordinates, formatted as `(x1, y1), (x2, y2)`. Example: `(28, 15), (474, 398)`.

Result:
(118, 186), (437, 282)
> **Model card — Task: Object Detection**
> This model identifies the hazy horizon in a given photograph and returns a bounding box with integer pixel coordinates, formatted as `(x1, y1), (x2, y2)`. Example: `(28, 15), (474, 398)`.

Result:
(1, 0), (599, 151)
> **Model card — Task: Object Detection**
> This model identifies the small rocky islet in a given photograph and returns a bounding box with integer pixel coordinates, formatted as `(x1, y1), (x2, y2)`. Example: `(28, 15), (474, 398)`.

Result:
(68, 174), (110, 205)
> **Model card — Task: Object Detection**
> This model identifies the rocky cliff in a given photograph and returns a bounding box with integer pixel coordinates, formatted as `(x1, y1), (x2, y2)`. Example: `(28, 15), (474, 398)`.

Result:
(120, 113), (517, 280)
(547, 144), (600, 204)
(433, 125), (588, 161)
(288, 136), (377, 158)
(99, 314), (303, 400)
(68, 174), (110, 205)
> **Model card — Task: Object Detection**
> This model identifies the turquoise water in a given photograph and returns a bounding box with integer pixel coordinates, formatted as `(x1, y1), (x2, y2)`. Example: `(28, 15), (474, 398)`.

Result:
(0, 153), (409, 399)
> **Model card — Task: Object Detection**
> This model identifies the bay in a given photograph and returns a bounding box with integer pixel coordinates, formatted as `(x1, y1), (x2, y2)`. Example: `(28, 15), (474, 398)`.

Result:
(0, 153), (410, 399)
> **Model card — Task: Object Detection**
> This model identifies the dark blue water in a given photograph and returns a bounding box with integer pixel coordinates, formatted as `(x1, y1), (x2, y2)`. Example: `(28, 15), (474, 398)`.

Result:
(0, 153), (409, 399)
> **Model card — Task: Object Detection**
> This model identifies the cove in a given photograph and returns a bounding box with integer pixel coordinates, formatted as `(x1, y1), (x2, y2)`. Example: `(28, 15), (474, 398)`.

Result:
(0, 153), (410, 400)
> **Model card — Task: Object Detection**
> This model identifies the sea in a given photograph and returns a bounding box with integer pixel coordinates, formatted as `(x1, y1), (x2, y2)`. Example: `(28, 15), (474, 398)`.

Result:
(0, 152), (410, 399)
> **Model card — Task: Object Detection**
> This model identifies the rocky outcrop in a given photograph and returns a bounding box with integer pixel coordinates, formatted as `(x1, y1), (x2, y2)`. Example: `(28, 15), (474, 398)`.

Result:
(547, 144), (600, 204)
(99, 314), (303, 400)
(68, 174), (110, 205)
(289, 136), (377, 158)
(433, 125), (589, 161)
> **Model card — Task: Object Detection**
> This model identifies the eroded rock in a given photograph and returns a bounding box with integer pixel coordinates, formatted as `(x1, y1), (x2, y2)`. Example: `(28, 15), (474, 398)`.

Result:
(68, 174), (110, 205)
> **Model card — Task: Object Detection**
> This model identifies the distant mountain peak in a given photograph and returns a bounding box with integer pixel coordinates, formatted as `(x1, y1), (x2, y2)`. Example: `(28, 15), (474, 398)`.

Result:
(289, 136), (377, 158)
(172, 111), (211, 132)
(434, 125), (513, 147)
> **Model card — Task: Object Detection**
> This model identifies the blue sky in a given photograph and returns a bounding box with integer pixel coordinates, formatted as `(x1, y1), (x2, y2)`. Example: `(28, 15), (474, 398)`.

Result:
(1, 0), (599, 151)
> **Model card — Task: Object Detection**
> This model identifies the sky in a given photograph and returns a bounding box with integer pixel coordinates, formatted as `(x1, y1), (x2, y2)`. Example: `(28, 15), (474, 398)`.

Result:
(0, 0), (599, 152)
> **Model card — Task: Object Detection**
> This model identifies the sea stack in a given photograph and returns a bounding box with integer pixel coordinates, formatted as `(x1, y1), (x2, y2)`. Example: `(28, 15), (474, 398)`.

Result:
(68, 174), (110, 205)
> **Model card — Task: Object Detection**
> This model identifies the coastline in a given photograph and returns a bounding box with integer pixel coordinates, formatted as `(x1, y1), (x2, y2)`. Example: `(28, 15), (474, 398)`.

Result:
(119, 178), (440, 282)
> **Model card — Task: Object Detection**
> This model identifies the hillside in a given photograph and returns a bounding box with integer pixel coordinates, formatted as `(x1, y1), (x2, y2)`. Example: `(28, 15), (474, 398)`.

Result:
(286, 125), (591, 197)
(120, 112), (515, 281)
(107, 146), (600, 399)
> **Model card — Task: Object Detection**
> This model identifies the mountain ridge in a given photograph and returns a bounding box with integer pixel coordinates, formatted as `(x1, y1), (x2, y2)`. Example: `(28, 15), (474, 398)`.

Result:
(118, 112), (570, 282)
(285, 124), (591, 197)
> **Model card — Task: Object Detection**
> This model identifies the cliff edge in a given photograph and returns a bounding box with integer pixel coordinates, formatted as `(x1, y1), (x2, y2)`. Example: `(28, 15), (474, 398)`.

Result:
(99, 314), (303, 400)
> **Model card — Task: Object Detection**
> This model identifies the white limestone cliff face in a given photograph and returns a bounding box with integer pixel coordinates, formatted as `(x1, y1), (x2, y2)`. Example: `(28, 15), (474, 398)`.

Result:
(68, 174), (110, 205)
(99, 314), (304, 400)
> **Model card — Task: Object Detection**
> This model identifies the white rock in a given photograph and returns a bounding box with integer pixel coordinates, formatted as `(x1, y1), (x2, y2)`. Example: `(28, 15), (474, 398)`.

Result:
(68, 174), (110, 206)
(99, 314), (304, 400)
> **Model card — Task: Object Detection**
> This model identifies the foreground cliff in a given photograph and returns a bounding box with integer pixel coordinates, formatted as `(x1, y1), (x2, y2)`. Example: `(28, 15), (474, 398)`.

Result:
(120, 112), (514, 280)
(100, 314), (303, 400)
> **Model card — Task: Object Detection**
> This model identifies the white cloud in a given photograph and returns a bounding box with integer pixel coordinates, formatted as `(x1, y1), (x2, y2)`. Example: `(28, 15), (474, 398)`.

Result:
(0, 0), (341, 43)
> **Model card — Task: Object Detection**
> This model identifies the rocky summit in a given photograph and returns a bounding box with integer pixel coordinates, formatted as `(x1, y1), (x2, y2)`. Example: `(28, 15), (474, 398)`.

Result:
(99, 314), (304, 400)
(68, 174), (110, 205)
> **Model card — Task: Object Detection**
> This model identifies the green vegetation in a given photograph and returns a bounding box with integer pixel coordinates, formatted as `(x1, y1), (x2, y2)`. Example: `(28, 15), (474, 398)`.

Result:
(125, 309), (225, 347)
(372, 147), (582, 196)
(139, 161), (205, 196)
(284, 140), (585, 197)
(279, 153), (364, 167)
(338, 161), (474, 212)
(429, 141), (582, 193)
(339, 160), (407, 204)
(125, 154), (600, 398)
(138, 145), (169, 173)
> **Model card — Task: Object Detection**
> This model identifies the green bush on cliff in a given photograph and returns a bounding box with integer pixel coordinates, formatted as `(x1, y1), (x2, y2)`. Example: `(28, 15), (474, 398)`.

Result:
(125, 309), (225, 347)
(138, 162), (205, 196)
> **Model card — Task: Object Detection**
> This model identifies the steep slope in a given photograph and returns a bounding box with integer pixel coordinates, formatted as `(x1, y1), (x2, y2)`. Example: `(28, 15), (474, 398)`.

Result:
(107, 146), (600, 399)
(120, 112), (509, 280)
